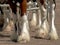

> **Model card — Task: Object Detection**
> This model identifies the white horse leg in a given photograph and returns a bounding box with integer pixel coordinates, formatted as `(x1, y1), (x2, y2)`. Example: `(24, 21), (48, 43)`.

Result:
(49, 3), (59, 40)
(36, 5), (49, 38)
(37, 9), (41, 28)
(30, 10), (37, 27)
(18, 14), (30, 43)
(3, 20), (14, 34)
(3, 8), (14, 33)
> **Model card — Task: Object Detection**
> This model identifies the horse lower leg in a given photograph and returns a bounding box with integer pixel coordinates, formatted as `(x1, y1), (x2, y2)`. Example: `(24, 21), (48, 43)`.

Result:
(2, 7), (14, 32)
(49, 3), (59, 40)
(36, 1), (49, 38)
(30, 10), (37, 27)
(17, 0), (30, 43)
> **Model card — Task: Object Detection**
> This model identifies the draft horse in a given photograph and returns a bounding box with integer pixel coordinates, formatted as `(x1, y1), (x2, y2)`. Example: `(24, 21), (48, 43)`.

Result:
(2, 0), (58, 43)
(7, 0), (30, 43)
(27, 0), (58, 40)
(31, 0), (59, 40)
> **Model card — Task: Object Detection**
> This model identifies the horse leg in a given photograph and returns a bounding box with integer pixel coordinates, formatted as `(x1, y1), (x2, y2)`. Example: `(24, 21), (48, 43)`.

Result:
(2, 5), (14, 34)
(49, 0), (59, 40)
(30, 3), (37, 27)
(9, 7), (18, 41)
(30, 10), (37, 27)
(36, 0), (49, 38)
(28, 0), (37, 27)
(17, 0), (30, 43)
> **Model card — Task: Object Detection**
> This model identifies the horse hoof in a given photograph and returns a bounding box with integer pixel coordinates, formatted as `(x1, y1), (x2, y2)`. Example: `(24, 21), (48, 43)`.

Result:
(35, 28), (49, 39)
(49, 32), (59, 40)
(30, 20), (37, 27)
(17, 36), (30, 43)
(10, 32), (18, 42)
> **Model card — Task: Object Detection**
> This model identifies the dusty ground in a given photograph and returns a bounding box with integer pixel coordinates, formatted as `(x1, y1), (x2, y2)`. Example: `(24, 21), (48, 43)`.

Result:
(0, 0), (60, 45)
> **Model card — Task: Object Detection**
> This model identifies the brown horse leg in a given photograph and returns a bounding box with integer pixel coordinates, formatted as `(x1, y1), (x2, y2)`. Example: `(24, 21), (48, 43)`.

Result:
(17, 0), (30, 43)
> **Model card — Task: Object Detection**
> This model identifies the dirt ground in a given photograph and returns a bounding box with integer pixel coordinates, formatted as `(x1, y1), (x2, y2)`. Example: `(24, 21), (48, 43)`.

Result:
(0, 0), (60, 45)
